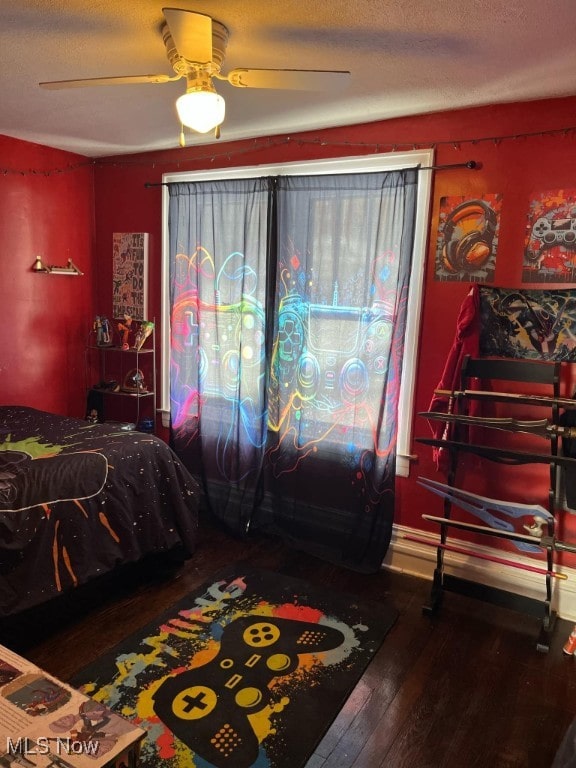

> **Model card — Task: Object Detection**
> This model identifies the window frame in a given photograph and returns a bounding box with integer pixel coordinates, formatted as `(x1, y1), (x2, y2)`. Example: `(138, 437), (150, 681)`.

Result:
(160, 149), (433, 476)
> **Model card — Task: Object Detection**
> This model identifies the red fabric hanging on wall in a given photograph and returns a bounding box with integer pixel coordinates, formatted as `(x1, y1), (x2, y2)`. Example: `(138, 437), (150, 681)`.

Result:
(427, 284), (481, 471)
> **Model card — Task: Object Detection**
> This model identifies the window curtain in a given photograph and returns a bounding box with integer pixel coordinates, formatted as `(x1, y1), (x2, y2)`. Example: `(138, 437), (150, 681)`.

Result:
(168, 179), (273, 531)
(258, 170), (417, 572)
(168, 169), (417, 573)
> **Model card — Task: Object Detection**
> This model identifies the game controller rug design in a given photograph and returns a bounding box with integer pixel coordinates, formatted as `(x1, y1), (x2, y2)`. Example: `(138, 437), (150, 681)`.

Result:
(72, 566), (398, 768)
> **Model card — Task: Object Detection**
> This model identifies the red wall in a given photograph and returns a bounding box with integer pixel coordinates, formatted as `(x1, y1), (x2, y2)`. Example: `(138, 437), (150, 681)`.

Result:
(0, 135), (95, 417)
(92, 95), (576, 547)
(6, 94), (576, 553)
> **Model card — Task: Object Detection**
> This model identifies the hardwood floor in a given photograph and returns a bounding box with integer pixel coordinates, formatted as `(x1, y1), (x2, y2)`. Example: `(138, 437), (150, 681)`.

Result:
(6, 514), (576, 768)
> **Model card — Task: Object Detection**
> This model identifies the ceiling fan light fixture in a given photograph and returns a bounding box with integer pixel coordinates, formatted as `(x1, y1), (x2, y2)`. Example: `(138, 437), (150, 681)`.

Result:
(176, 86), (225, 134)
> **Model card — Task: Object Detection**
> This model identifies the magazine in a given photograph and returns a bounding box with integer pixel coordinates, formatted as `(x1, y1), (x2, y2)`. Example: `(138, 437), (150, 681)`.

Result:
(0, 645), (144, 768)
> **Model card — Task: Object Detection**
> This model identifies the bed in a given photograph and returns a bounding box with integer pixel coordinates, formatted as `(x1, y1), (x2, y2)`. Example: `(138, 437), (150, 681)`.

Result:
(0, 406), (200, 618)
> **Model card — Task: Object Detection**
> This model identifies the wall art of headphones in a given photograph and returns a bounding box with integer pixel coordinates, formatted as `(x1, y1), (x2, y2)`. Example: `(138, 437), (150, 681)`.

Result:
(441, 199), (498, 274)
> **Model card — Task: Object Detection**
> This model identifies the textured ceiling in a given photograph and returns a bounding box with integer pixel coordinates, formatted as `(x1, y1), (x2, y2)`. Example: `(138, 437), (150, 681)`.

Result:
(2, 0), (576, 158)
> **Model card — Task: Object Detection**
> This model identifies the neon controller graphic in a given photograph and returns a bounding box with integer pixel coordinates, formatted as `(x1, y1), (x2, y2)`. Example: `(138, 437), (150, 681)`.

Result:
(183, 297), (266, 396)
(275, 295), (392, 406)
(152, 616), (345, 767)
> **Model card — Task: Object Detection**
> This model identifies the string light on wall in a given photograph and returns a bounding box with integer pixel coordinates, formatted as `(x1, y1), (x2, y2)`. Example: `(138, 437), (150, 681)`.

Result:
(93, 124), (576, 170)
(2, 160), (93, 176)
(4, 123), (576, 176)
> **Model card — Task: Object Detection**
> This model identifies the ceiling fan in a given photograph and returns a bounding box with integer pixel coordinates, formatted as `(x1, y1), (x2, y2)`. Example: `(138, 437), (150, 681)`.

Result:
(39, 7), (351, 141)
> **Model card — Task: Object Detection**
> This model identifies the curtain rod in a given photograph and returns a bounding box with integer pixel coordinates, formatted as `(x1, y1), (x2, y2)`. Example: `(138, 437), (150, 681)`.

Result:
(143, 159), (478, 187)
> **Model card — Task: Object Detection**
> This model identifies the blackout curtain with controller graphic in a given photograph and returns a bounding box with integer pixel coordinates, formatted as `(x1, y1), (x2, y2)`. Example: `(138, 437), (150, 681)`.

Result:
(168, 170), (417, 572)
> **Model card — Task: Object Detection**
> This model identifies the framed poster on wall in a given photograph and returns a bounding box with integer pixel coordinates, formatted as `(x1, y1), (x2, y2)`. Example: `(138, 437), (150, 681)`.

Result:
(112, 232), (149, 320)
(434, 194), (501, 282)
(522, 189), (576, 283)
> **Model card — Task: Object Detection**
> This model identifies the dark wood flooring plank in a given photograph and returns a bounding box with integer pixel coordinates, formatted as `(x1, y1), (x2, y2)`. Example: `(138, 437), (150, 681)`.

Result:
(5, 515), (576, 768)
(313, 589), (437, 763)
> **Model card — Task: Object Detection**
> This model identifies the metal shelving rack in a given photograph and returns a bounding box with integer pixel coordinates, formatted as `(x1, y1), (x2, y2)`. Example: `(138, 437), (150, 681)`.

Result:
(85, 320), (156, 430)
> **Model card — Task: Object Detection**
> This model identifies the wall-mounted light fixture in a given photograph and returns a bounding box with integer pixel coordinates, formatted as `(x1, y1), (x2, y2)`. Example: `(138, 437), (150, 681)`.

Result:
(32, 256), (83, 275)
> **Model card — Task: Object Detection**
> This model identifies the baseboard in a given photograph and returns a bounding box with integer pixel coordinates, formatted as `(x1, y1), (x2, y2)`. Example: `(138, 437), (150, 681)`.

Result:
(384, 524), (576, 623)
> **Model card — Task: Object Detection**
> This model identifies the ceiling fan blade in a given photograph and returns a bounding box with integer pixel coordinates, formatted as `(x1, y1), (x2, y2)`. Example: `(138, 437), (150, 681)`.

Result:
(39, 74), (180, 89)
(162, 7), (212, 64)
(225, 68), (351, 91)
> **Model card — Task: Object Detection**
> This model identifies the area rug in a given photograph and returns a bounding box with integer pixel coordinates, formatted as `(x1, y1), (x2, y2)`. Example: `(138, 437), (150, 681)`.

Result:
(72, 566), (398, 768)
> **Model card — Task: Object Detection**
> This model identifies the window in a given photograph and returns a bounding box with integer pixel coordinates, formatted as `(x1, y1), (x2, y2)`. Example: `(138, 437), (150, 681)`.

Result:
(161, 149), (433, 476)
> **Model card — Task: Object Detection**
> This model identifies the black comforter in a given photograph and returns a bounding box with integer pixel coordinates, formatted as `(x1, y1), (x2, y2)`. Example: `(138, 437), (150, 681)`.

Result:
(0, 406), (200, 617)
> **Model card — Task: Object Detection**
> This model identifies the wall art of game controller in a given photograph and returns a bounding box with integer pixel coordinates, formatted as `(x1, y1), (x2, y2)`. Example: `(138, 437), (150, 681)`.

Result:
(152, 615), (345, 768)
(527, 216), (576, 261)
